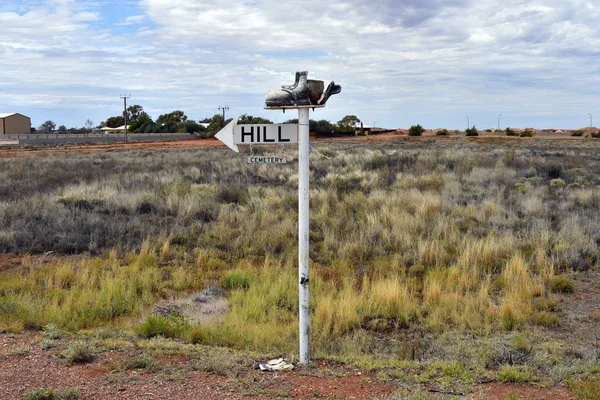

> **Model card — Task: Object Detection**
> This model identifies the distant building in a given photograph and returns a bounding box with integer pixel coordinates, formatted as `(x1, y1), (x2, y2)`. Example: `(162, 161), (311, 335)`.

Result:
(101, 125), (130, 134)
(0, 113), (31, 135)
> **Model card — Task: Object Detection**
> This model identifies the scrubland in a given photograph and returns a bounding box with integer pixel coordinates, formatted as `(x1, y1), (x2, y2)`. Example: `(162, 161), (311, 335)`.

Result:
(1, 137), (599, 395)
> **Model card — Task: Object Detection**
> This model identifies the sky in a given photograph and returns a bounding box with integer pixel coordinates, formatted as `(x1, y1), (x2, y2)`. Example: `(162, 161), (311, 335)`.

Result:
(1, 0), (600, 130)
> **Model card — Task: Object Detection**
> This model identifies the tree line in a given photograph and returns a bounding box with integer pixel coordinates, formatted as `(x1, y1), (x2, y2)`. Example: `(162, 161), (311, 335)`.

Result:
(35, 106), (361, 137)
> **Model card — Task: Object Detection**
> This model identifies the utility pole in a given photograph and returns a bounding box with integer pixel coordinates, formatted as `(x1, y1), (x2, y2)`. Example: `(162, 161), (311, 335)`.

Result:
(589, 113), (593, 128)
(120, 94), (131, 142)
(498, 114), (502, 131)
(466, 116), (469, 131)
(218, 105), (229, 128)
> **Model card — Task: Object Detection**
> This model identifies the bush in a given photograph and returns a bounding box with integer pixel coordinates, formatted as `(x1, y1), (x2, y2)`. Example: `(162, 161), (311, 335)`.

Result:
(408, 124), (425, 136)
(60, 341), (95, 364)
(550, 178), (566, 188)
(42, 324), (62, 340)
(520, 129), (534, 137)
(24, 388), (79, 400)
(436, 129), (449, 136)
(572, 130), (584, 137)
(216, 186), (248, 205)
(569, 375), (600, 400)
(189, 350), (243, 377)
(221, 269), (257, 290)
(138, 315), (191, 339)
(591, 131), (600, 138)
(549, 275), (575, 293)
(124, 354), (155, 370)
(498, 365), (536, 383)
(505, 127), (518, 136)
(465, 126), (479, 136)
(531, 311), (560, 327)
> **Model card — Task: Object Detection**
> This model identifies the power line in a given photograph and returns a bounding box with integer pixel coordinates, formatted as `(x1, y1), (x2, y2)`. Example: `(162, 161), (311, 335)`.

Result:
(218, 105), (229, 128)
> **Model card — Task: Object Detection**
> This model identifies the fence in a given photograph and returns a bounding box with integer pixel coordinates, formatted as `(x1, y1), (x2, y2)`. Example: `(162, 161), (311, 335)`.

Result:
(2, 132), (196, 146)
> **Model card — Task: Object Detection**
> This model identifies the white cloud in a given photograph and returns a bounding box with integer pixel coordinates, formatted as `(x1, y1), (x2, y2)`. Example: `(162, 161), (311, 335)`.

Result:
(1, 0), (600, 129)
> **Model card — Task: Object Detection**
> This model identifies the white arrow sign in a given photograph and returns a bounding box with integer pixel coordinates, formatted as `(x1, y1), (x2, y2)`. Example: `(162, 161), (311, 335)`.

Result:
(215, 119), (298, 153)
(234, 124), (297, 145)
(215, 119), (239, 153)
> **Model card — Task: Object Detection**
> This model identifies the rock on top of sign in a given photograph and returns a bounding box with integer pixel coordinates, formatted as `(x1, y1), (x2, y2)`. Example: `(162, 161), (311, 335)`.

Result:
(265, 71), (341, 108)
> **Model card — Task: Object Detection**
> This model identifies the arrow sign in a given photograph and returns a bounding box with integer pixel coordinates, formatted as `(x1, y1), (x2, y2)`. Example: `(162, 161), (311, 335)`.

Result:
(216, 120), (298, 152)
(234, 124), (297, 145)
(215, 118), (239, 153)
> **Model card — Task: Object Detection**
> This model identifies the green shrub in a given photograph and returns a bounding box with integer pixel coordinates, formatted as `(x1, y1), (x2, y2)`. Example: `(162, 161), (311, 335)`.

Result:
(591, 131), (600, 138)
(24, 388), (79, 400)
(510, 335), (530, 352)
(531, 311), (560, 327)
(206, 258), (228, 270)
(550, 178), (566, 188)
(408, 124), (425, 136)
(60, 341), (95, 364)
(569, 375), (600, 400)
(498, 365), (536, 383)
(520, 129), (534, 137)
(572, 130), (584, 137)
(436, 129), (449, 136)
(138, 315), (191, 339)
(216, 185), (248, 204)
(465, 126), (479, 136)
(189, 351), (243, 377)
(42, 324), (62, 340)
(221, 269), (257, 290)
(549, 275), (575, 293)
(505, 127), (518, 136)
(125, 354), (155, 370)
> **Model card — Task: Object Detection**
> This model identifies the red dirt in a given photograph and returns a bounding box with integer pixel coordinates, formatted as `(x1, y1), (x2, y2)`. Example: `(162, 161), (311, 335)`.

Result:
(0, 132), (595, 159)
(474, 382), (573, 400)
(0, 333), (576, 399)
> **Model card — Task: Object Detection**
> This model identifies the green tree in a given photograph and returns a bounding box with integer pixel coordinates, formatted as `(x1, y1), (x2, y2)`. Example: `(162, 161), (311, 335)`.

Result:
(130, 112), (155, 133)
(310, 119), (334, 134)
(39, 120), (56, 132)
(180, 120), (203, 134)
(57, 125), (67, 134)
(157, 110), (188, 125)
(126, 105), (144, 122)
(408, 124), (425, 136)
(238, 114), (273, 124)
(203, 114), (232, 137)
(337, 115), (361, 132)
(156, 110), (189, 133)
(465, 125), (479, 136)
(105, 116), (125, 128)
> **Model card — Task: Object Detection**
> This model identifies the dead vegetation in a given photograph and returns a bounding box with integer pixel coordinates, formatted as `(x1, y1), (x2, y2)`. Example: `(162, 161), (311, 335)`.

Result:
(0, 137), (599, 397)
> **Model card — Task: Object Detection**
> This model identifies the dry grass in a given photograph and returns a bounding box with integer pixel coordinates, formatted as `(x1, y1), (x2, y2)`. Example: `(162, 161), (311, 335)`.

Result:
(0, 138), (598, 369)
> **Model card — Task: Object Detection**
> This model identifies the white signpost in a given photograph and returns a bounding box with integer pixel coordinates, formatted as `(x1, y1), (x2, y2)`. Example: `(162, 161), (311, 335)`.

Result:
(215, 72), (340, 366)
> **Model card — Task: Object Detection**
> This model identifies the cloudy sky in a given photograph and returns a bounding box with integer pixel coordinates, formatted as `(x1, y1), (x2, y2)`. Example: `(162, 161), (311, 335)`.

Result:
(1, 0), (599, 130)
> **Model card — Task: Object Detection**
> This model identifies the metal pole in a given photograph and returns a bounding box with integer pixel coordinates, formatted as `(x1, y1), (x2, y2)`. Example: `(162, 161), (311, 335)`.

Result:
(466, 116), (469, 130)
(218, 106), (229, 128)
(589, 113), (592, 128)
(498, 114), (502, 131)
(120, 94), (130, 142)
(298, 107), (310, 365)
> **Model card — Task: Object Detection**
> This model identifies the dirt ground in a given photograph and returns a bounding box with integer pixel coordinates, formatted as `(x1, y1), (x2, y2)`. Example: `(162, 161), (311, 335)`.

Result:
(0, 130), (595, 159)
(0, 332), (575, 400)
